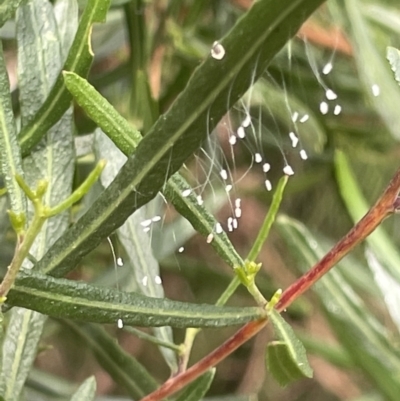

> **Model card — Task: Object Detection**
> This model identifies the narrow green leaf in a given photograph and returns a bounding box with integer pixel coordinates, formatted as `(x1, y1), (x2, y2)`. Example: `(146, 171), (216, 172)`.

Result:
(266, 309), (312, 387)
(70, 376), (96, 401)
(53, 0), (79, 61)
(0, 3), (77, 400)
(0, 0), (24, 28)
(35, 0), (325, 278)
(163, 174), (244, 268)
(175, 369), (215, 401)
(387, 46), (400, 85)
(247, 175), (288, 262)
(17, 0), (75, 259)
(63, 322), (158, 399)
(0, 309), (46, 401)
(95, 130), (178, 373)
(7, 271), (266, 328)
(277, 215), (400, 401)
(18, 0), (111, 156)
(338, 0), (400, 140)
(0, 42), (26, 216)
(63, 71), (243, 270)
(364, 249), (400, 333)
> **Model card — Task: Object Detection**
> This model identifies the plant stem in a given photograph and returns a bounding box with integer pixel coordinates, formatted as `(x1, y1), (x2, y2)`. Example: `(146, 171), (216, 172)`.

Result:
(140, 167), (400, 401)
(276, 167), (400, 312)
(124, 327), (182, 352)
(177, 175), (288, 373)
(216, 275), (241, 306)
(247, 175), (288, 262)
(0, 212), (45, 300)
(47, 160), (106, 217)
(178, 275), (242, 373)
(141, 318), (268, 401)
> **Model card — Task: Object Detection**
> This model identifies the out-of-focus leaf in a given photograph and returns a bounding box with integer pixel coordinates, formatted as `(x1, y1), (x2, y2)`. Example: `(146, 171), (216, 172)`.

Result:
(0, 42), (26, 216)
(63, 322), (158, 400)
(36, 0), (325, 279)
(255, 79), (326, 154)
(387, 46), (400, 85)
(0, 196), (9, 239)
(175, 369), (215, 401)
(95, 130), (178, 373)
(26, 368), (75, 399)
(337, 0), (400, 140)
(364, 4), (400, 35)
(7, 271), (266, 328)
(18, 0), (111, 156)
(336, 150), (400, 339)
(53, 0), (79, 61)
(266, 309), (312, 387)
(277, 215), (400, 401)
(365, 249), (400, 333)
(0, 0), (24, 28)
(296, 331), (354, 369)
(205, 395), (258, 401)
(0, 309), (45, 401)
(70, 376), (96, 401)
(334, 150), (400, 283)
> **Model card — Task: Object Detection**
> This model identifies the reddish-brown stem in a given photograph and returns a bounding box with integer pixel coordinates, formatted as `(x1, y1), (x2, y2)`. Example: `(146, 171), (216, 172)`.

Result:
(140, 168), (400, 401)
(276, 167), (400, 312)
(140, 319), (267, 401)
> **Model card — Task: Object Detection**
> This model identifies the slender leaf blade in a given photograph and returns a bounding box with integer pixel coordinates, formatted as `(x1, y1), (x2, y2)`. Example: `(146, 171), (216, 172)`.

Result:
(0, 42), (26, 216)
(387, 46), (400, 85)
(37, 0), (325, 278)
(18, 0), (111, 155)
(63, 322), (158, 399)
(95, 130), (178, 373)
(7, 271), (266, 328)
(266, 309), (312, 387)
(53, 0), (79, 61)
(0, 309), (45, 401)
(338, 0), (400, 140)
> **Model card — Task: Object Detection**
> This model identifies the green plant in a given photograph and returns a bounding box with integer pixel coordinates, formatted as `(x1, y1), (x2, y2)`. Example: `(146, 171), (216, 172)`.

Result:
(1, 0), (400, 400)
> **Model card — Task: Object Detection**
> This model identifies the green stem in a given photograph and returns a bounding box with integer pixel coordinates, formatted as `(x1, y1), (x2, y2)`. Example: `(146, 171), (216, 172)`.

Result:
(124, 326), (181, 352)
(247, 175), (288, 262)
(0, 212), (46, 300)
(15, 174), (37, 202)
(215, 275), (240, 306)
(178, 177), (288, 370)
(1, 162), (105, 300)
(47, 160), (106, 217)
(247, 280), (268, 306)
